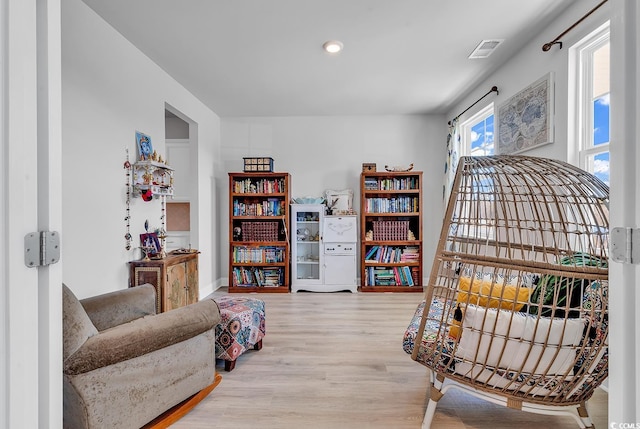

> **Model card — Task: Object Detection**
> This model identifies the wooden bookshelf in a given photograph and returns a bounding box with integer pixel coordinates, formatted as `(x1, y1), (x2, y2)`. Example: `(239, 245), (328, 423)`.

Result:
(360, 171), (423, 292)
(228, 172), (290, 293)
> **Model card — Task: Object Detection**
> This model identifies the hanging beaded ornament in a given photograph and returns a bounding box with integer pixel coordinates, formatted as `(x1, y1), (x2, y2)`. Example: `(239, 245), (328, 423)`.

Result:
(124, 148), (132, 250)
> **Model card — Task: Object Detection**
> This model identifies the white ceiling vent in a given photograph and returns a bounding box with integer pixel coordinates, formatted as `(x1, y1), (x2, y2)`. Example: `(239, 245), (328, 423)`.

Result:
(468, 39), (504, 59)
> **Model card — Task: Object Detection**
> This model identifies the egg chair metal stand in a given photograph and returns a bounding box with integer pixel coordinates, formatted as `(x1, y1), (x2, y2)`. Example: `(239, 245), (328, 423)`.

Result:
(403, 156), (609, 428)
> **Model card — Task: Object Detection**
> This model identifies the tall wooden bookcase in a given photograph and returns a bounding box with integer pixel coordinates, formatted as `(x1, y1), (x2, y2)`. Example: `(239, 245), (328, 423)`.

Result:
(360, 170), (423, 292)
(228, 172), (290, 293)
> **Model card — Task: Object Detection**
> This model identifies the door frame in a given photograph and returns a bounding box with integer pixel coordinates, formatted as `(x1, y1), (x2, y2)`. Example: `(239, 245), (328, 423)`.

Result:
(1, 0), (62, 427)
(608, 0), (640, 423)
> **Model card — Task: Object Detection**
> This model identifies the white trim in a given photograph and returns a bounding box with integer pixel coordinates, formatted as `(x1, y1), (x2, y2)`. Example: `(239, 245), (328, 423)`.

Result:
(37, 0), (63, 426)
(609, 0), (640, 423)
(0, 0), (7, 424)
(568, 21), (610, 169)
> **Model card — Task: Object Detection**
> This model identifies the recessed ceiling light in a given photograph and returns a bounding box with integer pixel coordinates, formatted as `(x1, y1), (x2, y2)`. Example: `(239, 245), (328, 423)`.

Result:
(323, 40), (343, 54)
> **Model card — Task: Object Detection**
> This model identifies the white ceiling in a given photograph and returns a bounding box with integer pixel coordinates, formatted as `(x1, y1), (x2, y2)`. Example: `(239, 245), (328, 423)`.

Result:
(80, 0), (577, 117)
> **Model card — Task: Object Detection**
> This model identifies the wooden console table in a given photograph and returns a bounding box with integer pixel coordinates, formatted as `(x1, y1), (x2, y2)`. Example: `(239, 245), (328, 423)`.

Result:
(129, 252), (199, 313)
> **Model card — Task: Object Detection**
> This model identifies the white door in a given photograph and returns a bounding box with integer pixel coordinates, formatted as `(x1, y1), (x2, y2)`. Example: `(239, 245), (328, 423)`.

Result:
(609, 0), (640, 423)
(1, 0), (62, 427)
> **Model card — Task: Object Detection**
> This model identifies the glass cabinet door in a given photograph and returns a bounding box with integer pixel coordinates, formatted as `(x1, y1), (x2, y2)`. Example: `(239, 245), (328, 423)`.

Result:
(291, 204), (324, 290)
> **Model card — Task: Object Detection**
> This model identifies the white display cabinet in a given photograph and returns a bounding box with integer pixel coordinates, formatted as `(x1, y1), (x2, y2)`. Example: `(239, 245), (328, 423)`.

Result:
(291, 204), (324, 292)
(291, 206), (359, 293)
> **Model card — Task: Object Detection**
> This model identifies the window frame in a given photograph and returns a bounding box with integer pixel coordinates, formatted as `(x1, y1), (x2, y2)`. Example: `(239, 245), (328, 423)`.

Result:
(569, 21), (610, 182)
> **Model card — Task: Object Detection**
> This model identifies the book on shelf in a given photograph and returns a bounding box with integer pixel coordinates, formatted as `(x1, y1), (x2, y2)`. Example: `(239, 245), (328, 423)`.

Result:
(232, 246), (285, 263)
(365, 245), (404, 263)
(233, 199), (285, 216)
(233, 177), (286, 194)
(363, 177), (419, 191)
(232, 266), (284, 287)
(372, 220), (410, 241)
(366, 266), (415, 286)
(365, 197), (419, 214)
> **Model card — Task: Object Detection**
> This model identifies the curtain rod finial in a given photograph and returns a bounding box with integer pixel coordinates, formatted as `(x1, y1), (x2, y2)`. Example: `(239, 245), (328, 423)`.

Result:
(542, 41), (562, 52)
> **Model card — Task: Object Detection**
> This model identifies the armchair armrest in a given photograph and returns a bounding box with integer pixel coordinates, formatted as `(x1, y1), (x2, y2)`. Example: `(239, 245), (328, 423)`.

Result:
(81, 284), (157, 331)
(64, 297), (221, 375)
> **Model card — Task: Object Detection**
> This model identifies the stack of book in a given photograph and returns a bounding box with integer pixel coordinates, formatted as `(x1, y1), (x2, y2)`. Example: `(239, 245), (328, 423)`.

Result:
(400, 246), (420, 262)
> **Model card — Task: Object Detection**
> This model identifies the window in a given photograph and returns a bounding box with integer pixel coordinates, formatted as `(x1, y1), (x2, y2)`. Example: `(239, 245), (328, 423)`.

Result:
(571, 22), (610, 185)
(458, 104), (496, 238)
(462, 104), (494, 156)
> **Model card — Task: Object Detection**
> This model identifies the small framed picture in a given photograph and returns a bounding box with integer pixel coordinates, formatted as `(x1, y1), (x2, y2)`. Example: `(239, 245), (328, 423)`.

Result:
(135, 131), (153, 160)
(325, 189), (354, 215)
(140, 232), (161, 256)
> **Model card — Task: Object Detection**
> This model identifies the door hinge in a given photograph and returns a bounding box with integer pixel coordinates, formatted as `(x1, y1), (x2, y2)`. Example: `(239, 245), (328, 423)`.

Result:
(610, 227), (640, 264)
(24, 231), (61, 268)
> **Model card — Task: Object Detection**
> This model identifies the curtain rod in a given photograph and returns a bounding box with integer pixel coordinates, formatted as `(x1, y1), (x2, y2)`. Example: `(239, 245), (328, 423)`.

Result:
(542, 0), (608, 51)
(448, 86), (498, 126)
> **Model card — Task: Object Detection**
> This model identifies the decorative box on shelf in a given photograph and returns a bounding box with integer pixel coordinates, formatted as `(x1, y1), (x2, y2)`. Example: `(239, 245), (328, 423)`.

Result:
(362, 163), (376, 172)
(243, 157), (274, 172)
(131, 160), (174, 197)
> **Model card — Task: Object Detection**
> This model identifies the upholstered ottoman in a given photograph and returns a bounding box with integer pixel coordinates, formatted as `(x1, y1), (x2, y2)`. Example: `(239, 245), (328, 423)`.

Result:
(214, 296), (266, 371)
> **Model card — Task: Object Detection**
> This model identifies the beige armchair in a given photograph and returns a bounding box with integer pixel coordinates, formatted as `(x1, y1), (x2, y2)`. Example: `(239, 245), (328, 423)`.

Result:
(63, 283), (221, 429)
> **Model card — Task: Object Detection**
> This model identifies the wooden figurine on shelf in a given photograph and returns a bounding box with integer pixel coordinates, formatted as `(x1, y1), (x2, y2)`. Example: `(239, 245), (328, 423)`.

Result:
(142, 171), (153, 185)
(384, 163), (414, 172)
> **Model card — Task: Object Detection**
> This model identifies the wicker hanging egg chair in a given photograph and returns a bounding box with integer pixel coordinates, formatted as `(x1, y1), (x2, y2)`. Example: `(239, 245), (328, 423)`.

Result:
(403, 156), (609, 428)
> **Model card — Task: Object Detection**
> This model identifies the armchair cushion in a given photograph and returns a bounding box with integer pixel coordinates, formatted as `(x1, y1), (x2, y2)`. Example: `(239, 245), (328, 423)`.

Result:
(80, 283), (156, 331)
(62, 284), (98, 361)
(64, 298), (220, 375)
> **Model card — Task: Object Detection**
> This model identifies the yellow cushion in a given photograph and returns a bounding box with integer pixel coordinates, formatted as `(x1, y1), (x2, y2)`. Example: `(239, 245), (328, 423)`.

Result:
(457, 276), (530, 311)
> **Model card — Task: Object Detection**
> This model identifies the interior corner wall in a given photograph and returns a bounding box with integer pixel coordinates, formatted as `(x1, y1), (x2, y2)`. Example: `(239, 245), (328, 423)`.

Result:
(444, 0), (610, 163)
(220, 115), (446, 283)
(61, 0), (221, 298)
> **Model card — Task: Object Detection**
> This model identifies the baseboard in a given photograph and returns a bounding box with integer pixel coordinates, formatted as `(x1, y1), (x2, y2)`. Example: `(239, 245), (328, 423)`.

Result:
(199, 279), (225, 300)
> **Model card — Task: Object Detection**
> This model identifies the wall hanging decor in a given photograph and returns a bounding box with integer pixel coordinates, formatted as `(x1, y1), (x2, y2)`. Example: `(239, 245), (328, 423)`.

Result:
(135, 131), (153, 160)
(496, 73), (554, 155)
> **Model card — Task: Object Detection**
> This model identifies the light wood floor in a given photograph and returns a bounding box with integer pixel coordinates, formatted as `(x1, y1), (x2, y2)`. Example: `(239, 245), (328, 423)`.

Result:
(171, 289), (608, 429)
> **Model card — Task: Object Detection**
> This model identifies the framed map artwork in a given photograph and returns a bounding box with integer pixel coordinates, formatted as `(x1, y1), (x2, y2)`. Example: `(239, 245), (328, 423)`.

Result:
(496, 73), (554, 155)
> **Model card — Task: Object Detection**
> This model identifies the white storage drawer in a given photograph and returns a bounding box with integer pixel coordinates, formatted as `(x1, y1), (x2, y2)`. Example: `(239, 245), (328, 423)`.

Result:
(324, 243), (356, 255)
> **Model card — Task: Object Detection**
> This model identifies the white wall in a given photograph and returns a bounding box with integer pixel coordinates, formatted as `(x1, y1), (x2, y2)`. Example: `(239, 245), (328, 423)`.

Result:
(220, 115), (446, 283)
(445, 0), (610, 164)
(61, 0), (221, 298)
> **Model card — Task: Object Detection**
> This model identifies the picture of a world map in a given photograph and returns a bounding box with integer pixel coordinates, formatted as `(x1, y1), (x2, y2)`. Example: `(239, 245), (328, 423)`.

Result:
(496, 74), (553, 155)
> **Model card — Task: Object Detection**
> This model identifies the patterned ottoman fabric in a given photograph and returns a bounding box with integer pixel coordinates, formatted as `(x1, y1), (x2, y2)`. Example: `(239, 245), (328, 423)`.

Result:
(214, 296), (266, 371)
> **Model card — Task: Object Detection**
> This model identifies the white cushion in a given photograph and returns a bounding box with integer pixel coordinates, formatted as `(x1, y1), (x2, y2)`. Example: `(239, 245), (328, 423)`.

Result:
(456, 304), (584, 376)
